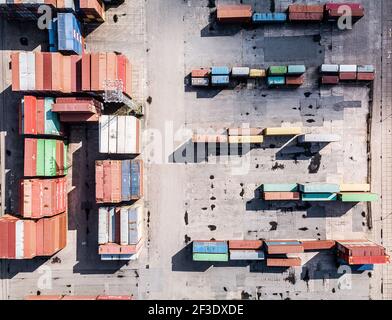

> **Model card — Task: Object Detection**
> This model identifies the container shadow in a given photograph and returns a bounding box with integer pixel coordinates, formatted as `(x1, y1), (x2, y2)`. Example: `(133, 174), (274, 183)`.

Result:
(1, 257), (51, 280)
(276, 141), (329, 161)
(200, 10), (247, 38)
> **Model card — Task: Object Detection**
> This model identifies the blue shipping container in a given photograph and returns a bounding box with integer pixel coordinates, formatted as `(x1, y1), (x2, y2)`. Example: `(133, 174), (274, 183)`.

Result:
(130, 160), (141, 198)
(193, 241), (228, 254)
(211, 75), (230, 85)
(121, 160), (131, 201)
(48, 19), (58, 52)
(252, 13), (287, 23)
(211, 66), (230, 75)
(267, 76), (285, 86)
(57, 13), (82, 55)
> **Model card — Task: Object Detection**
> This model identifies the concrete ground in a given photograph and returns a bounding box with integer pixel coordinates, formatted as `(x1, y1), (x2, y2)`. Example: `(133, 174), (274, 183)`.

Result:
(0, 0), (389, 300)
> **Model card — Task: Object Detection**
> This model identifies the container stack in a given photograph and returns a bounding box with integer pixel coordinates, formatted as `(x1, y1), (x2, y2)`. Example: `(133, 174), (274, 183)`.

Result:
(216, 4), (252, 23)
(191, 69), (210, 87)
(0, 212), (67, 259)
(267, 65), (306, 87)
(95, 159), (143, 203)
(211, 66), (230, 86)
(299, 183), (339, 202)
(265, 241), (304, 267)
(49, 13), (83, 55)
(320, 64), (375, 84)
(325, 3), (364, 22)
(338, 184), (379, 203)
(192, 241), (229, 262)
(228, 240), (264, 261)
(336, 240), (390, 265)
(227, 127), (264, 144)
(288, 4), (324, 22)
(51, 97), (102, 123)
(99, 115), (141, 154)
(98, 204), (143, 260)
(78, 0), (105, 23)
(11, 51), (132, 97)
(252, 12), (287, 24)
(20, 96), (62, 136)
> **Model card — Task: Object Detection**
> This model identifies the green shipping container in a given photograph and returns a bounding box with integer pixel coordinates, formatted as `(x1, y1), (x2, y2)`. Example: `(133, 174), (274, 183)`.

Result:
(267, 76), (285, 86)
(287, 65), (306, 74)
(338, 193), (379, 202)
(263, 183), (298, 192)
(302, 193), (337, 202)
(269, 66), (287, 75)
(36, 139), (46, 176)
(44, 98), (61, 135)
(193, 253), (229, 262)
(44, 139), (57, 176)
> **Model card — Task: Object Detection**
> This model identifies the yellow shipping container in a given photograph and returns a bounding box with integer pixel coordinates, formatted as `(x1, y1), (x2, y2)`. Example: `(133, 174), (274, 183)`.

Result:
(228, 135), (264, 144)
(263, 127), (302, 136)
(340, 184), (371, 192)
(249, 69), (266, 78)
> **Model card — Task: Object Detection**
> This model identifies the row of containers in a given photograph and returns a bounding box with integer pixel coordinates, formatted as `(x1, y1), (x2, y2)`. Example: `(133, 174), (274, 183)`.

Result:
(192, 239), (390, 270)
(98, 205), (143, 261)
(190, 63), (375, 88)
(216, 3), (364, 24)
(191, 126), (342, 145)
(320, 64), (375, 84)
(95, 159), (144, 261)
(261, 183), (379, 203)
(11, 51), (132, 97)
(0, 0), (105, 22)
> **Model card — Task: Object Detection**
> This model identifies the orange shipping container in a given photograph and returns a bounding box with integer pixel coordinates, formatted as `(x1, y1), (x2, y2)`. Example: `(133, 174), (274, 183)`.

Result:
(11, 52), (20, 91)
(229, 240), (263, 250)
(267, 258), (302, 267)
(106, 52), (117, 81)
(81, 53), (91, 91)
(98, 52), (107, 91)
(35, 52), (44, 91)
(51, 53), (63, 92)
(23, 220), (37, 258)
(111, 161), (122, 203)
(62, 56), (72, 93)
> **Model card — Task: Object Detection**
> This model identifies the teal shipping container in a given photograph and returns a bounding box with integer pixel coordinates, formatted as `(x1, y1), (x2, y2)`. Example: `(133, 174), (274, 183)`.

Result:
(262, 184), (298, 192)
(287, 65), (306, 75)
(267, 76), (285, 86)
(302, 193), (338, 202)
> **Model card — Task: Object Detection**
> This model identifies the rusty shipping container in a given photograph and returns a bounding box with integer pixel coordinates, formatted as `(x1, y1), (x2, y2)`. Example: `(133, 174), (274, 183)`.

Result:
(228, 240), (263, 250)
(302, 240), (336, 250)
(217, 4), (252, 23)
(267, 258), (302, 267)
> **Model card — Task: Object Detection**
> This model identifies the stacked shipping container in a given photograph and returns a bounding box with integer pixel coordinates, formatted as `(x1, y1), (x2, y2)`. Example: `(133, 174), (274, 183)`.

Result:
(320, 64), (375, 84)
(78, 0), (105, 22)
(192, 241), (229, 262)
(288, 4), (324, 21)
(52, 97), (102, 122)
(336, 240), (390, 265)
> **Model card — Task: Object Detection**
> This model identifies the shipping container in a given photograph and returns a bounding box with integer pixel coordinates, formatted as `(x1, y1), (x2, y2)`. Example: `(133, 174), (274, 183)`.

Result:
(320, 64), (339, 73)
(339, 65), (357, 72)
(268, 66), (287, 75)
(263, 192), (300, 201)
(231, 67), (250, 77)
(211, 75), (230, 85)
(249, 69), (266, 78)
(286, 75), (305, 86)
(301, 193), (338, 202)
(192, 134), (228, 144)
(321, 75), (340, 84)
(252, 12), (287, 23)
(287, 65), (306, 75)
(78, 0), (105, 22)
(217, 4), (252, 23)
(191, 69), (210, 77)
(56, 13), (83, 55)
(302, 240), (336, 251)
(337, 252), (389, 265)
(192, 253), (229, 262)
(357, 72), (375, 81)
(299, 183), (340, 193)
(338, 193), (379, 202)
(267, 76), (285, 86)
(336, 240), (386, 256)
(267, 258), (301, 267)
(229, 250), (265, 260)
(228, 128), (263, 136)
(262, 184), (298, 192)
(193, 241), (228, 254)
(298, 134), (341, 143)
(265, 242), (304, 254)
(339, 72), (357, 80)
(288, 12), (324, 21)
(340, 184), (371, 192)
(228, 135), (263, 144)
(263, 127), (302, 136)
(211, 66), (230, 75)
(357, 65), (375, 73)
(191, 78), (209, 86)
(288, 4), (324, 13)
(228, 240), (263, 250)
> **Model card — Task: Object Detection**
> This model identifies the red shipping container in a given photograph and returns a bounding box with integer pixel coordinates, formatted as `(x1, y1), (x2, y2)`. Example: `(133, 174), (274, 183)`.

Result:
(51, 53), (62, 92)
(59, 114), (100, 122)
(36, 98), (45, 134)
(53, 102), (97, 114)
(71, 55), (82, 93)
(302, 240), (336, 250)
(81, 53), (91, 91)
(99, 243), (137, 255)
(327, 8), (364, 18)
(23, 220), (37, 258)
(43, 215), (55, 255)
(117, 54), (127, 92)
(336, 240), (386, 256)
(11, 52), (20, 91)
(289, 12), (324, 21)
(357, 72), (375, 81)
(103, 160), (112, 202)
(321, 75), (339, 84)
(106, 52), (117, 81)
(325, 3), (363, 11)
(263, 192), (300, 201)
(228, 240), (263, 250)
(21, 96), (37, 135)
(35, 52), (44, 91)
(62, 56), (72, 93)
(286, 75), (304, 86)
(0, 216), (16, 259)
(339, 72), (357, 80)
(288, 4), (324, 13)
(217, 4), (252, 22)
(267, 258), (302, 267)
(36, 218), (45, 256)
(192, 69), (210, 78)
(111, 161), (122, 203)
(98, 52), (107, 91)
(42, 52), (52, 91)
(96, 161), (104, 202)
(266, 244), (304, 254)
(24, 138), (37, 176)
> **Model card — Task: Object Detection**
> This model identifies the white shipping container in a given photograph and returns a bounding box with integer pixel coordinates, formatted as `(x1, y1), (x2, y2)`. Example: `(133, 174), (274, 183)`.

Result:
(117, 116), (126, 154)
(19, 52), (28, 91)
(98, 207), (109, 245)
(191, 78), (209, 86)
(108, 115), (118, 154)
(108, 207), (115, 243)
(229, 250), (265, 260)
(320, 64), (339, 73)
(26, 52), (36, 90)
(120, 207), (129, 246)
(357, 65), (375, 73)
(99, 115), (109, 153)
(339, 64), (357, 72)
(231, 67), (250, 77)
(15, 220), (24, 259)
(298, 134), (341, 143)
